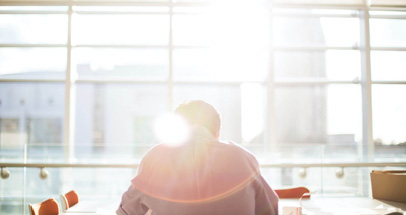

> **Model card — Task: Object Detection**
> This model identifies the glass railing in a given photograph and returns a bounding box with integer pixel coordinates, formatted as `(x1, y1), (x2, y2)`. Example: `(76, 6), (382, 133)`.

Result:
(1, 143), (406, 215)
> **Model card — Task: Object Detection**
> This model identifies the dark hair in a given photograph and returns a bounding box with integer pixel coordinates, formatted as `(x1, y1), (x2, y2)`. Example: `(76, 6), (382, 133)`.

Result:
(175, 100), (221, 137)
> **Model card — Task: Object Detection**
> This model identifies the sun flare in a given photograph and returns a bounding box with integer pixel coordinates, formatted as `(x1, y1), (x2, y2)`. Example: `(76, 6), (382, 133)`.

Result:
(154, 113), (190, 147)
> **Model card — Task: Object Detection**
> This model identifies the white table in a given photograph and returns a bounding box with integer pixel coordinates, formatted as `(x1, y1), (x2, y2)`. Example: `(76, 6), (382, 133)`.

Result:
(63, 197), (406, 215)
(280, 197), (406, 215)
(63, 198), (120, 214)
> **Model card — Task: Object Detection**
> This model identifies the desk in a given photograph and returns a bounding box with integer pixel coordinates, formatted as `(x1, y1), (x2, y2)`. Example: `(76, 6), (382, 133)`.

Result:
(63, 197), (406, 215)
(280, 197), (406, 215)
(64, 198), (120, 214)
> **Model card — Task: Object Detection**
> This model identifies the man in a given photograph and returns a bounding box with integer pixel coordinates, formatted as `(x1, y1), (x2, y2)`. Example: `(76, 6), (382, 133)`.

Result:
(117, 100), (279, 215)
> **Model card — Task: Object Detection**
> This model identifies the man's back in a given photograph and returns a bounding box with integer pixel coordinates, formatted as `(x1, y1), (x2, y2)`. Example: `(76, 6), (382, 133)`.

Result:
(117, 127), (279, 215)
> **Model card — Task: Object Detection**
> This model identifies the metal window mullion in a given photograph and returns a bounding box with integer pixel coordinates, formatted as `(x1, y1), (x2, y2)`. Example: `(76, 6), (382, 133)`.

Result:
(268, 3), (277, 152)
(273, 3), (364, 10)
(0, 44), (66, 48)
(371, 47), (406, 51)
(168, 0), (173, 110)
(3, 161), (406, 168)
(272, 13), (358, 18)
(73, 44), (168, 48)
(0, 1), (171, 7)
(0, 78), (64, 83)
(372, 81), (406, 85)
(370, 5), (406, 10)
(76, 79), (167, 84)
(274, 80), (360, 85)
(360, 4), (374, 163)
(274, 46), (358, 51)
(63, 4), (75, 161)
(74, 11), (168, 15)
(0, 10), (67, 14)
(370, 15), (406, 19)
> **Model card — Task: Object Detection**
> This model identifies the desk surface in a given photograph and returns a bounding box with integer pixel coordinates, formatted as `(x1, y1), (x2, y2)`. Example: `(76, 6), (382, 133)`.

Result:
(280, 197), (406, 215)
(64, 197), (406, 215)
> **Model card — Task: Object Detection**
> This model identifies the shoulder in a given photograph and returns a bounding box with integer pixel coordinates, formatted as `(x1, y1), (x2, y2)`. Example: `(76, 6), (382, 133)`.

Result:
(137, 143), (168, 167)
(220, 141), (260, 167)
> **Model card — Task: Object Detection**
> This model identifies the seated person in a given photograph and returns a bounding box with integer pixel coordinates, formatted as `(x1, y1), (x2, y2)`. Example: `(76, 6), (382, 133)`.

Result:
(117, 100), (279, 215)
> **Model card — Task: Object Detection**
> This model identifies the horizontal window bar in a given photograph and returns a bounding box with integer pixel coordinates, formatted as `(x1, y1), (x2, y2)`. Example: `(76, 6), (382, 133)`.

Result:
(0, 1), (207, 7)
(0, 10), (67, 14)
(272, 4), (365, 10)
(0, 1), (170, 6)
(0, 79), (372, 85)
(370, 14), (406, 19)
(76, 79), (265, 85)
(0, 78), (64, 82)
(370, 7), (406, 11)
(3, 45), (402, 51)
(371, 47), (406, 51)
(73, 44), (169, 48)
(272, 12), (359, 18)
(274, 79), (361, 85)
(0, 44), (67, 48)
(370, 5), (406, 9)
(73, 11), (168, 15)
(274, 46), (359, 51)
(1, 162), (405, 168)
(76, 78), (168, 84)
(0, 1), (405, 9)
(372, 80), (406, 84)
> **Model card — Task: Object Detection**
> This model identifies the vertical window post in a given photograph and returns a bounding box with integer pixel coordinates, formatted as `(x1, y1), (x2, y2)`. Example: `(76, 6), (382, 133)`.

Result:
(360, 1), (374, 197)
(360, 2), (374, 163)
(64, 3), (76, 161)
(267, 3), (276, 152)
(168, 0), (174, 111)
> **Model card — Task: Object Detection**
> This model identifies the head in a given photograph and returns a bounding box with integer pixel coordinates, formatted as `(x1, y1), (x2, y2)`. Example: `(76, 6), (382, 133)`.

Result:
(175, 100), (221, 138)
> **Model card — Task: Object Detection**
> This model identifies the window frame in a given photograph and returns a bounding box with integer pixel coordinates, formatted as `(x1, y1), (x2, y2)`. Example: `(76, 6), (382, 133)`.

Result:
(0, 0), (406, 161)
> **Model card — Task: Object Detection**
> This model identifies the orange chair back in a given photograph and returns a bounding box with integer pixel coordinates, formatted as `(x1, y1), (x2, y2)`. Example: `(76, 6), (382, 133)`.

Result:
(275, 187), (310, 199)
(62, 190), (79, 209)
(29, 198), (59, 215)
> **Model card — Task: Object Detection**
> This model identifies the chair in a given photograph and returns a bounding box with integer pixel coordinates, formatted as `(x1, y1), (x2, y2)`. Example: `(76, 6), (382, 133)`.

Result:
(59, 190), (79, 212)
(28, 198), (60, 215)
(275, 187), (310, 199)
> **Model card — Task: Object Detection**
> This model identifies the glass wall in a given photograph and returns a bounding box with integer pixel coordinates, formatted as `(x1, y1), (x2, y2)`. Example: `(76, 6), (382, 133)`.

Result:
(0, 0), (406, 214)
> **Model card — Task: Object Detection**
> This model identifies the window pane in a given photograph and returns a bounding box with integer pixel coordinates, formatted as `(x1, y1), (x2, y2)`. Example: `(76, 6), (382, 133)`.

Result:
(173, 48), (268, 82)
(370, 19), (406, 47)
(73, 48), (168, 80)
(173, 5), (270, 47)
(371, 51), (406, 81)
(0, 48), (66, 79)
(0, 14), (67, 44)
(274, 85), (362, 148)
(172, 14), (208, 46)
(0, 83), (65, 162)
(72, 14), (169, 45)
(74, 84), (168, 162)
(372, 85), (406, 147)
(173, 84), (267, 157)
(273, 16), (359, 47)
(274, 50), (361, 80)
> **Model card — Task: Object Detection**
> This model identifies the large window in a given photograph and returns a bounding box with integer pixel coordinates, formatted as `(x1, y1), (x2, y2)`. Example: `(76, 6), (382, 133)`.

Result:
(0, 0), (406, 214)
